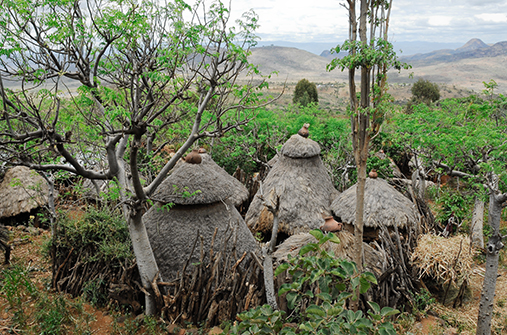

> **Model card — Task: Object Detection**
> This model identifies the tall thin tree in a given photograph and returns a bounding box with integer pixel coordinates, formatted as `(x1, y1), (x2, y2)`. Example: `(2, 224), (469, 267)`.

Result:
(328, 0), (407, 310)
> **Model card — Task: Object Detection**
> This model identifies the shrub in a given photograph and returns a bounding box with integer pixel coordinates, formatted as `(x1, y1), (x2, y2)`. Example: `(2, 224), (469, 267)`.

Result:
(231, 230), (399, 335)
(411, 78), (440, 104)
(293, 79), (318, 107)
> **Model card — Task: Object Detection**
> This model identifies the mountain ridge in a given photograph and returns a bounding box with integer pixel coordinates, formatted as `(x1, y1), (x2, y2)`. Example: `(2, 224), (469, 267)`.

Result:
(247, 39), (507, 93)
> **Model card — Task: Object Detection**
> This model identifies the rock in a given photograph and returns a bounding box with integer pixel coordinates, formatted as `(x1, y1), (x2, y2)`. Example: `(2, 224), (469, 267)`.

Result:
(26, 227), (41, 235)
(0, 166), (49, 219)
(166, 324), (181, 334)
(444, 328), (459, 335)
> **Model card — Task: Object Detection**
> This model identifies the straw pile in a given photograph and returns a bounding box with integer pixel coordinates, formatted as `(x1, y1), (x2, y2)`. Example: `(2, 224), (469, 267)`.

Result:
(411, 234), (474, 286)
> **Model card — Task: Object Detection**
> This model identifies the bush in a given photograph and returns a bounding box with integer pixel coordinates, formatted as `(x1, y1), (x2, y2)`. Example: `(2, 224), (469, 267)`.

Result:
(293, 79), (318, 107)
(411, 79), (440, 103)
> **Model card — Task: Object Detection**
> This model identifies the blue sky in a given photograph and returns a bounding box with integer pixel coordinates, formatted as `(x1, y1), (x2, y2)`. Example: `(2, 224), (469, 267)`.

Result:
(224, 0), (507, 45)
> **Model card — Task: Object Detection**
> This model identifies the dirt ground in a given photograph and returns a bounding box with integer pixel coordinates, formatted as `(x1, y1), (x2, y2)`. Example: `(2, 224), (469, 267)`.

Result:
(2, 226), (507, 334)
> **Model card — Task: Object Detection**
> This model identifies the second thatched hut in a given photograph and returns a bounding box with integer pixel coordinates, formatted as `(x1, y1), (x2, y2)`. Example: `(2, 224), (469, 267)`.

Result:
(330, 176), (420, 241)
(245, 133), (339, 237)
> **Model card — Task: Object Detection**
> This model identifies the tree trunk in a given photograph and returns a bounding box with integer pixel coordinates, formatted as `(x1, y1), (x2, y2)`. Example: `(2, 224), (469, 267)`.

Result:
(353, 162), (367, 271)
(129, 208), (161, 316)
(476, 190), (507, 335)
(471, 197), (484, 249)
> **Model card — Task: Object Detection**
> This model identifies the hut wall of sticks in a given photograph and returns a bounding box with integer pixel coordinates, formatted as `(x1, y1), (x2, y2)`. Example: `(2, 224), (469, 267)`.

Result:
(144, 152), (265, 325)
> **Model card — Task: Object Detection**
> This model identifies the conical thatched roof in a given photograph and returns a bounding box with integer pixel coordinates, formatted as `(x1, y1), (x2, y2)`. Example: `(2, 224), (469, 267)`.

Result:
(144, 200), (259, 281)
(273, 231), (384, 277)
(0, 166), (49, 218)
(331, 177), (419, 229)
(200, 153), (248, 206)
(280, 134), (321, 158)
(151, 160), (241, 205)
(245, 135), (339, 235)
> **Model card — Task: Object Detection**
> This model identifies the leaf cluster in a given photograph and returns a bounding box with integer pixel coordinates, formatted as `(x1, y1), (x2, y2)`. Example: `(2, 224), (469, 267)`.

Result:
(232, 230), (399, 335)
(52, 206), (133, 264)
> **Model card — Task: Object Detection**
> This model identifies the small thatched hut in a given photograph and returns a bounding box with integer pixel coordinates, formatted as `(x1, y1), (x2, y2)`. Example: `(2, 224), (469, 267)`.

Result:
(245, 134), (339, 236)
(0, 166), (49, 220)
(144, 157), (258, 282)
(330, 177), (419, 241)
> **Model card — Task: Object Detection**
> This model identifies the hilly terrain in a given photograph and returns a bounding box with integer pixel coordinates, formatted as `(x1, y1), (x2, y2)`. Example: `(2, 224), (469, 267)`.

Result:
(246, 39), (507, 96)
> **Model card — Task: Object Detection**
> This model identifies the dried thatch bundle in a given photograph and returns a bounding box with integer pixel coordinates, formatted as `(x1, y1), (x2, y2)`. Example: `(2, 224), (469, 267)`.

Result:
(279, 134), (321, 158)
(246, 134), (339, 235)
(273, 231), (385, 277)
(411, 234), (474, 286)
(200, 153), (248, 206)
(0, 166), (49, 218)
(145, 158), (259, 281)
(331, 177), (419, 229)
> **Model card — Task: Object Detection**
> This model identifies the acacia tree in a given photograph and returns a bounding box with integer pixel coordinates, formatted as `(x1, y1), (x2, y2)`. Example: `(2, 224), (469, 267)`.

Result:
(0, 0), (269, 315)
(327, 0), (406, 310)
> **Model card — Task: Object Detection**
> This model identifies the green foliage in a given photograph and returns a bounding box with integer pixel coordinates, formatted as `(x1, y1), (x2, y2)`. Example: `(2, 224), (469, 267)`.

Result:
(0, 265), (93, 333)
(233, 305), (288, 335)
(391, 96), (507, 181)
(53, 206), (133, 264)
(349, 155), (394, 185)
(433, 186), (474, 227)
(410, 79), (440, 106)
(293, 79), (319, 107)
(232, 230), (399, 335)
(0, 265), (35, 327)
(411, 289), (436, 316)
(208, 105), (352, 189)
(327, 39), (409, 74)
(82, 277), (108, 307)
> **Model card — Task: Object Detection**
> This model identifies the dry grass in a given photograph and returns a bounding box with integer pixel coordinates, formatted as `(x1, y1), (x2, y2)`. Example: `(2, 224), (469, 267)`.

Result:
(411, 234), (474, 286)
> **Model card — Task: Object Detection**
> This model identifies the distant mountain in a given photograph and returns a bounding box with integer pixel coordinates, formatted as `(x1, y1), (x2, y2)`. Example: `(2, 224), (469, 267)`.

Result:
(255, 40), (464, 57)
(455, 38), (489, 53)
(246, 42), (507, 93)
(247, 46), (348, 82)
(401, 38), (507, 65)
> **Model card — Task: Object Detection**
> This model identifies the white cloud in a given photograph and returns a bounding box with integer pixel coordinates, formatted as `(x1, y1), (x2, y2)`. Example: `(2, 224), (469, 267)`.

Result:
(428, 16), (453, 27)
(475, 13), (507, 23)
(188, 0), (507, 44)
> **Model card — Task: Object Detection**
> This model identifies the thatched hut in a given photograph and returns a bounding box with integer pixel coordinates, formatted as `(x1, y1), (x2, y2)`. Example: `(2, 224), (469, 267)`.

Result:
(144, 158), (259, 282)
(330, 177), (419, 241)
(0, 166), (49, 221)
(200, 153), (248, 207)
(245, 134), (339, 236)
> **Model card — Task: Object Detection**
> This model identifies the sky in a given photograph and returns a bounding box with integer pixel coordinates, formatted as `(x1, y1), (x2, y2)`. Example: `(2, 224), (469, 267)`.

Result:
(223, 0), (507, 46)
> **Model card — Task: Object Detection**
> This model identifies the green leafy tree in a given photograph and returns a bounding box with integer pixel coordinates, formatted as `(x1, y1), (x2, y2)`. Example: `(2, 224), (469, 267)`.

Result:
(293, 79), (318, 107)
(0, 0), (270, 314)
(389, 92), (507, 334)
